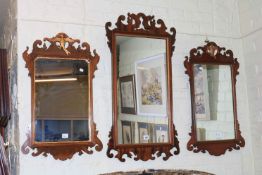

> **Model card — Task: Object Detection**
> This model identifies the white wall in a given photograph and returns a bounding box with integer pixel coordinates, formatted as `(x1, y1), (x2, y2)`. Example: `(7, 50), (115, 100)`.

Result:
(1, 0), (19, 174)
(17, 0), (253, 175)
(238, 0), (262, 174)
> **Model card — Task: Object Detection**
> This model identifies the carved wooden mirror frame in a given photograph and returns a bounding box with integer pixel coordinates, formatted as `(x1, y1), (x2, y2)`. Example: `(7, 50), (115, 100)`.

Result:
(21, 33), (103, 160)
(106, 13), (180, 162)
(184, 41), (245, 156)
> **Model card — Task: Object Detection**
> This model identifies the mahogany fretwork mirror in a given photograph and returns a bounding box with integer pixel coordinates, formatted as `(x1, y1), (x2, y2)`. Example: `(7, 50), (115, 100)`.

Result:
(106, 13), (179, 162)
(184, 41), (245, 156)
(21, 33), (103, 160)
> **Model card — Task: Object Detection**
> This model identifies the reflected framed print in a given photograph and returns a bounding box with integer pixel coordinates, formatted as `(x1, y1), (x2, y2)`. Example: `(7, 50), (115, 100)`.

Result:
(154, 124), (168, 143)
(193, 64), (210, 120)
(135, 54), (167, 117)
(121, 120), (134, 144)
(119, 75), (137, 114)
(138, 122), (154, 143)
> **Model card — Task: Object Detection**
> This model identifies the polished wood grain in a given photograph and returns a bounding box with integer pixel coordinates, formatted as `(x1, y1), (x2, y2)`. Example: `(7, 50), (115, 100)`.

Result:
(184, 41), (245, 156)
(106, 13), (179, 162)
(0, 49), (10, 127)
(21, 33), (103, 160)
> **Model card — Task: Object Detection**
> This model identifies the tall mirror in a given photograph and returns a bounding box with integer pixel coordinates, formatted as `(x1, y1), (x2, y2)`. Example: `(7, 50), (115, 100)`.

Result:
(106, 13), (179, 162)
(185, 41), (245, 156)
(21, 33), (103, 160)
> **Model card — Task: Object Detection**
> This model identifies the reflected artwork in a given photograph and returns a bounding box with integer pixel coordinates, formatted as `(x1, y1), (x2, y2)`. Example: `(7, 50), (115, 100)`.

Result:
(193, 64), (210, 120)
(155, 124), (168, 143)
(121, 81), (135, 108)
(140, 67), (163, 105)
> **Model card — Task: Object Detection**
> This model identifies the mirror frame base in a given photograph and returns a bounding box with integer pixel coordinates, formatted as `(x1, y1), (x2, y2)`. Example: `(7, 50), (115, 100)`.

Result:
(21, 124), (103, 160)
(21, 33), (103, 160)
(184, 41), (245, 156)
(107, 125), (179, 162)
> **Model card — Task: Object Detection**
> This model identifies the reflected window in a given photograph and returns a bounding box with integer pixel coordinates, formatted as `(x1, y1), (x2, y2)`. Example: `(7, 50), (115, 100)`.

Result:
(34, 59), (89, 142)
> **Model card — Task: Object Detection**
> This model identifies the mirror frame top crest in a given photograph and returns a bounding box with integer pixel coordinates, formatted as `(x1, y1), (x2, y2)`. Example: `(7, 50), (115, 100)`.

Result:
(21, 33), (103, 160)
(184, 41), (245, 156)
(106, 13), (180, 162)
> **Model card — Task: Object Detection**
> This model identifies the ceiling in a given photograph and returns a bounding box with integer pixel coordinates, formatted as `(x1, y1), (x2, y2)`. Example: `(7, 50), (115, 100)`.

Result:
(0, 0), (9, 35)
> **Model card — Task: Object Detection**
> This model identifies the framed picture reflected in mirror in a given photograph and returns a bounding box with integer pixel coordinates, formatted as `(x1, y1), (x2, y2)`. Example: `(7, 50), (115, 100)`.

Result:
(135, 54), (167, 117)
(119, 75), (137, 115)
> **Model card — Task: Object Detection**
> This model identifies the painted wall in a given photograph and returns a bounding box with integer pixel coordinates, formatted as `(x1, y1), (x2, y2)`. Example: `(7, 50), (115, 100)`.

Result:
(0, 0), (19, 174)
(16, 0), (254, 175)
(238, 0), (262, 174)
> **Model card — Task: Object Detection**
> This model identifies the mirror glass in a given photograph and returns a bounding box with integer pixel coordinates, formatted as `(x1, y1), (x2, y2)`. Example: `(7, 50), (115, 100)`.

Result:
(193, 64), (235, 141)
(116, 35), (169, 144)
(34, 58), (89, 142)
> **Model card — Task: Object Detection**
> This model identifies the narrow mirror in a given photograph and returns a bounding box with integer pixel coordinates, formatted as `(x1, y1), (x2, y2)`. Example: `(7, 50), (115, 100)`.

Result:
(185, 41), (245, 156)
(35, 58), (89, 142)
(193, 64), (235, 141)
(116, 36), (169, 145)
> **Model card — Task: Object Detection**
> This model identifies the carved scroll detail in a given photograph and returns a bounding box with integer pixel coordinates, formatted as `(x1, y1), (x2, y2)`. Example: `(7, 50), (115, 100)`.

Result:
(23, 33), (99, 77)
(107, 125), (180, 162)
(105, 13), (176, 58)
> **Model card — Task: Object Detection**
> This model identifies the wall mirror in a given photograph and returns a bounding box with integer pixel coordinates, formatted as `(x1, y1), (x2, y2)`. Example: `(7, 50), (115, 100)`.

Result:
(184, 41), (245, 156)
(21, 33), (103, 160)
(106, 13), (179, 162)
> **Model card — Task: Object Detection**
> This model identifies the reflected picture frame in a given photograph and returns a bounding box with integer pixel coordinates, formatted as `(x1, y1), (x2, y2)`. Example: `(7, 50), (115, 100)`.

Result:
(121, 120), (133, 144)
(154, 124), (168, 143)
(135, 53), (167, 117)
(119, 75), (137, 115)
(193, 64), (211, 120)
(138, 122), (154, 144)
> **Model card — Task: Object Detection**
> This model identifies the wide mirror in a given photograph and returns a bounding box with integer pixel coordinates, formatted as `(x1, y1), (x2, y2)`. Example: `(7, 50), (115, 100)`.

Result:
(185, 41), (245, 156)
(193, 64), (235, 141)
(34, 58), (89, 142)
(21, 33), (103, 160)
(116, 36), (169, 144)
(106, 13), (179, 162)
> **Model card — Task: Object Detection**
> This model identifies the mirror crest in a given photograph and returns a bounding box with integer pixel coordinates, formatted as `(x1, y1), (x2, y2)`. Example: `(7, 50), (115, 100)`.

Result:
(106, 13), (176, 57)
(106, 13), (179, 162)
(184, 41), (245, 156)
(21, 33), (102, 160)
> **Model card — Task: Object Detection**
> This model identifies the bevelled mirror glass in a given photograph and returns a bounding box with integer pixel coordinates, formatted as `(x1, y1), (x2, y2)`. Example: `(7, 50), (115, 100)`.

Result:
(185, 41), (245, 156)
(35, 58), (89, 142)
(116, 36), (169, 144)
(21, 33), (103, 160)
(193, 64), (235, 141)
(106, 13), (179, 162)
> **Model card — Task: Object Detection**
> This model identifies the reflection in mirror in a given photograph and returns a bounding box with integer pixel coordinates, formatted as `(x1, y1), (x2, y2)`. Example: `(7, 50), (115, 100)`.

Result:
(193, 64), (235, 141)
(35, 58), (89, 142)
(116, 36), (169, 144)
